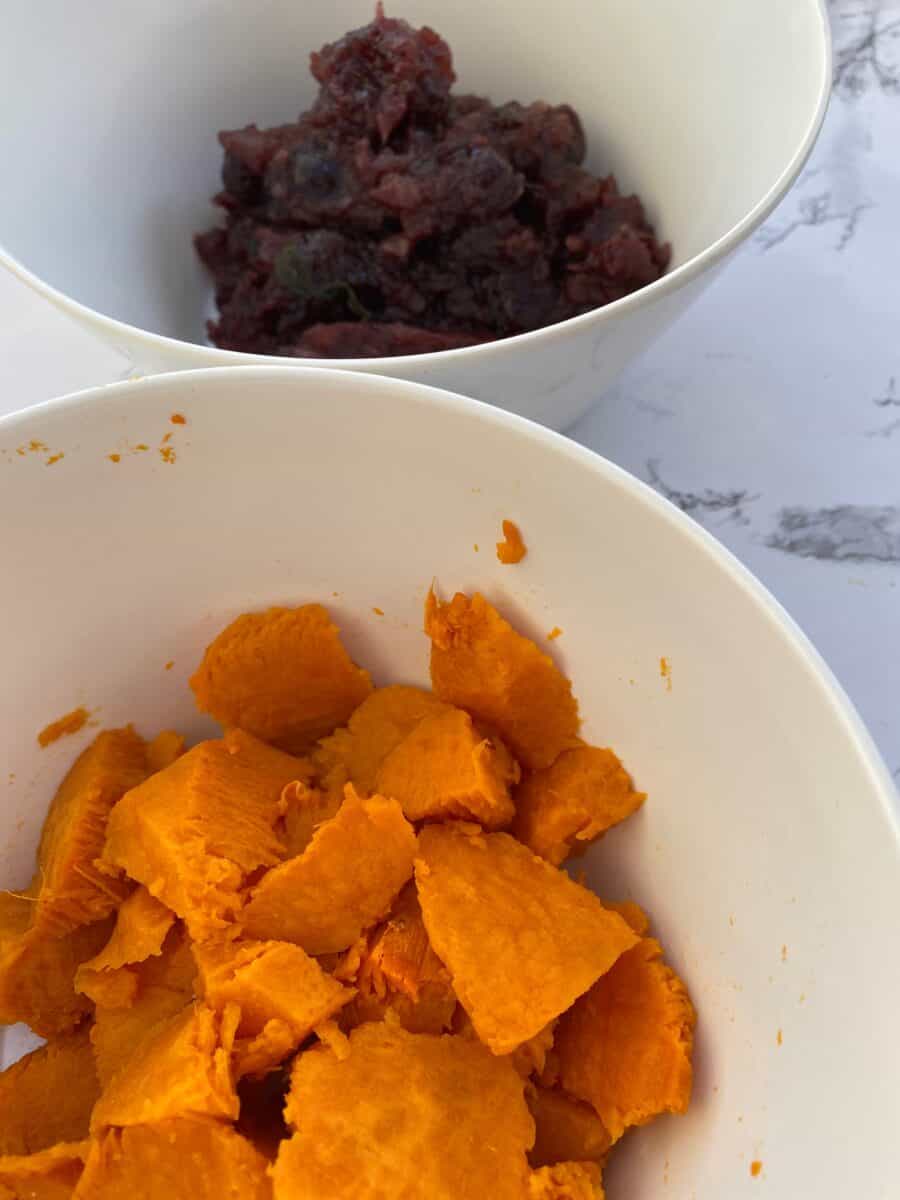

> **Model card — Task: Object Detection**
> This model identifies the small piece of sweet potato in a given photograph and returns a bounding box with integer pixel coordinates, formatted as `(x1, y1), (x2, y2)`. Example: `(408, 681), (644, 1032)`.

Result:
(526, 1086), (611, 1168)
(242, 789), (416, 954)
(313, 685), (450, 798)
(90, 1002), (239, 1131)
(527, 1161), (604, 1199)
(555, 938), (695, 1142)
(415, 824), (638, 1054)
(190, 605), (372, 753)
(101, 731), (304, 940)
(513, 746), (645, 866)
(90, 928), (197, 1088)
(75, 888), (175, 1008)
(340, 883), (457, 1035)
(145, 731), (186, 774)
(73, 1118), (271, 1200)
(375, 707), (519, 827)
(31, 728), (147, 937)
(0, 893), (112, 1037)
(0, 1142), (88, 1200)
(272, 1023), (533, 1200)
(194, 937), (353, 1076)
(279, 781), (343, 859)
(425, 591), (579, 770)
(0, 1029), (99, 1156)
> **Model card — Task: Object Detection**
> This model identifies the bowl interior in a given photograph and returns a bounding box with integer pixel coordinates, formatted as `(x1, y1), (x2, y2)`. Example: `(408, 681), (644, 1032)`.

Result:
(1, 0), (826, 345)
(0, 368), (897, 1197)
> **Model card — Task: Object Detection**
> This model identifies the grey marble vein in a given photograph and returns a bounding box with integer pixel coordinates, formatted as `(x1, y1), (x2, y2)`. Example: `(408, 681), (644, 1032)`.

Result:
(756, 192), (873, 252)
(766, 505), (900, 562)
(646, 461), (759, 527)
(831, 2), (900, 99)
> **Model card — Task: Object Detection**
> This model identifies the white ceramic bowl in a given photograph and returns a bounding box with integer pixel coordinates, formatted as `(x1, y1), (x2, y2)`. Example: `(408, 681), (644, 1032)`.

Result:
(0, 367), (897, 1195)
(0, 1), (830, 430)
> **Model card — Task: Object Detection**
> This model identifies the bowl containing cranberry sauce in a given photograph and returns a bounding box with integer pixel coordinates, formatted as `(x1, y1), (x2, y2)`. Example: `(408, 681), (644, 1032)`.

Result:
(0, 1), (829, 428)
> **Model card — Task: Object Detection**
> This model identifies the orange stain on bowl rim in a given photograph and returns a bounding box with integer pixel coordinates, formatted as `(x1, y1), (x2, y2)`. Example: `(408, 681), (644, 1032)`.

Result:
(750, 1161), (763, 1178)
(776, 1029), (783, 1046)
(496, 518), (527, 564)
(372, 607), (385, 616)
(547, 626), (563, 641)
(170, 412), (187, 425)
(164, 660), (175, 672)
(45, 453), (65, 467)
(108, 453), (121, 464)
(37, 706), (90, 748)
(660, 656), (672, 691)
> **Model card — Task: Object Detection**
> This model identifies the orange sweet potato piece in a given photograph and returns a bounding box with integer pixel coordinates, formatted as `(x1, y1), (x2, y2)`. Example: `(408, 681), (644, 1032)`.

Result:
(242, 789), (416, 954)
(279, 781), (343, 858)
(0, 1142), (88, 1200)
(194, 938), (353, 1076)
(512, 746), (645, 866)
(425, 591), (579, 770)
(601, 900), (650, 936)
(30, 728), (147, 937)
(90, 1002), (239, 1131)
(0, 893), (112, 1037)
(190, 605), (372, 753)
(341, 883), (457, 1035)
(415, 825), (638, 1054)
(73, 1118), (271, 1200)
(312, 685), (450, 797)
(527, 1162), (604, 1199)
(555, 938), (696, 1142)
(526, 1086), (611, 1168)
(101, 730), (304, 940)
(75, 888), (175, 1008)
(0, 1029), (99, 1156)
(145, 730), (186, 773)
(272, 1023), (533, 1200)
(90, 928), (197, 1088)
(375, 707), (519, 828)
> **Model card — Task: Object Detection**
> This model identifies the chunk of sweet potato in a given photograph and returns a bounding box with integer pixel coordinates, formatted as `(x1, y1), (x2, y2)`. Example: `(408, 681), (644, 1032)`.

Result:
(90, 928), (197, 1088)
(279, 781), (343, 858)
(194, 938), (353, 1076)
(73, 1118), (271, 1200)
(313, 685), (450, 797)
(0, 893), (112, 1037)
(415, 825), (638, 1053)
(0, 1029), (99, 1156)
(145, 731), (186, 774)
(90, 1002), (239, 1131)
(601, 900), (649, 937)
(272, 1023), (533, 1200)
(0, 1142), (88, 1200)
(75, 888), (175, 1008)
(340, 883), (457, 1035)
(425, 591), (579, 770)
(31, 728), (147, 937)
(512, 747), (645, 866)
(555, 938), (695, 1142)
(527, 1162), (604, 1199)
(190, 605), (372, 753)
(375, 707), (519, 827)
(101, 731), (304, 940)
(526, 1086), (611, 1168)
(242, 789), (416, 954)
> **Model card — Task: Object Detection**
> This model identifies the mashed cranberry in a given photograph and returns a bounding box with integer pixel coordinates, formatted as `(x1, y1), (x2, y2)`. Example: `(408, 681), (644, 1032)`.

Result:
(195, 6), (670, 359)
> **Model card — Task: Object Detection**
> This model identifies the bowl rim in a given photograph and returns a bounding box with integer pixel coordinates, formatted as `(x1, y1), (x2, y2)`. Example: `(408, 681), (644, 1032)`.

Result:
(0, 0), (832, 371)
(2, 360), (896, 849)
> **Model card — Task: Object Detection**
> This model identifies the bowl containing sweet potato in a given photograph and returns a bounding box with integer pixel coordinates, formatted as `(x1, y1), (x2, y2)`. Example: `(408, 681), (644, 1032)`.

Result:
(0, 367), (897, 1198)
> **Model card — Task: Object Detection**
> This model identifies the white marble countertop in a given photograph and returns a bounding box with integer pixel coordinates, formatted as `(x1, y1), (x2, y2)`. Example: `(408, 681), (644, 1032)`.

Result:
(1, 0), (897, 799)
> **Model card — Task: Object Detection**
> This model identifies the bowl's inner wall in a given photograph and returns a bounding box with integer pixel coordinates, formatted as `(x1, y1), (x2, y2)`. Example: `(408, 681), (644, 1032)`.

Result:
(1, 0), (826, 341)
(0, 369), (897, 1197)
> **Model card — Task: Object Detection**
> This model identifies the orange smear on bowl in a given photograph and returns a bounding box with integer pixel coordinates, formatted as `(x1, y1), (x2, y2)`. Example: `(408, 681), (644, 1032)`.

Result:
(496, 519), (527, 565)
(37, 707), (90, 748)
